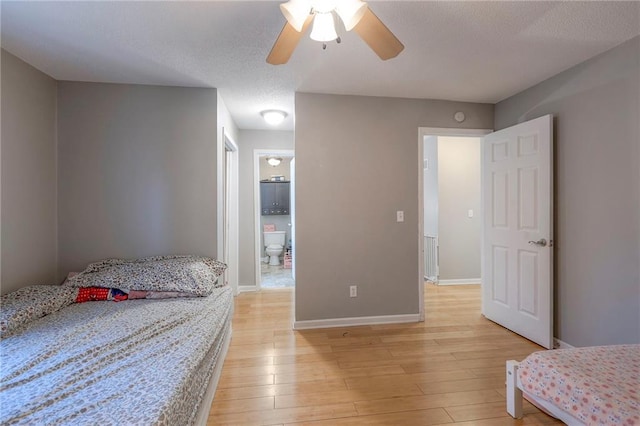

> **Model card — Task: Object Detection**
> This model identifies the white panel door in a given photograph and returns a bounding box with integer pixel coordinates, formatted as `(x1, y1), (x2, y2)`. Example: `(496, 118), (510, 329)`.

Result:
(482, 115), (553, 349)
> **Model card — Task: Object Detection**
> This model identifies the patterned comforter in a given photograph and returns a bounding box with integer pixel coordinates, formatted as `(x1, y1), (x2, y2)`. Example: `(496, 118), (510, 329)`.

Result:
(518, 345), (640, 425)
(0, 286), (233, 425)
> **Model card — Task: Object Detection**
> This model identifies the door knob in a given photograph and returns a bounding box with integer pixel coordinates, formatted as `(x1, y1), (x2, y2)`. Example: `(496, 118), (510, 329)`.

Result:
(528, 238), (547, 247)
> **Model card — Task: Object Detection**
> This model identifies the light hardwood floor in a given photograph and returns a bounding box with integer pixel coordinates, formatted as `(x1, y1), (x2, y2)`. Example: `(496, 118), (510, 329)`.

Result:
(208, 284), (563, 425)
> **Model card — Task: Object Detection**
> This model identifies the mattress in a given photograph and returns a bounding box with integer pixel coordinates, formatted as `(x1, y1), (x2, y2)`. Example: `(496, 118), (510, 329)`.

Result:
(0, 286), (233, 426)
(518, 345), (640, 425)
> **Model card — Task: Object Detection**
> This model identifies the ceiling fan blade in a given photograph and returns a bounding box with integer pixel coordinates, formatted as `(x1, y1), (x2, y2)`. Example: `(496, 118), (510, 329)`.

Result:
(353, 8), (404, 60)
(266, 16), (313, 65)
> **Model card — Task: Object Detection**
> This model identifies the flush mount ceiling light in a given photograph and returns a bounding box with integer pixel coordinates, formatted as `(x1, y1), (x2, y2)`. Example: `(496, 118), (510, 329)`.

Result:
(267, 156), (283, 167)
(267, 0), (404, 65)
(261, 110), (288, 126)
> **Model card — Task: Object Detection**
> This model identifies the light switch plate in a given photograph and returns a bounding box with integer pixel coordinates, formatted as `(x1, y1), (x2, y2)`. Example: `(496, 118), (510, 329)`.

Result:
(397, 211), (404, 222)
(468, 209), (474, 218)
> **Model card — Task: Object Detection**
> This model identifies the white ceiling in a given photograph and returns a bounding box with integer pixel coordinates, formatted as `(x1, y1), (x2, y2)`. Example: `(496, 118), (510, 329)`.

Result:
(2, 1), (639, 130)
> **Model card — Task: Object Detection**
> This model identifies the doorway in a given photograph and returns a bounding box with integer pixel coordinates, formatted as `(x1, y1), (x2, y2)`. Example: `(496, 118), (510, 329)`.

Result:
(219, 128), (239, 295)
(418, 116), (554, 349)
(253, 149), (295, 289)
(423, 135), (483, 286)
(417, 127), (491, 323)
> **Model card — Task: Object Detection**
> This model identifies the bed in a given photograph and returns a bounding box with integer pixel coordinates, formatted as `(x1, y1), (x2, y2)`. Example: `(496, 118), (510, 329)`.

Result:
(0, 255), (233, 426)
(506, 345), (640, 425)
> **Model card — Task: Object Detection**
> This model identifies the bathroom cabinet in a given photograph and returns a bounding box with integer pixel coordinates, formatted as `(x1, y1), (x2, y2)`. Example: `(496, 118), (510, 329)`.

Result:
(260, 181), (290, 215)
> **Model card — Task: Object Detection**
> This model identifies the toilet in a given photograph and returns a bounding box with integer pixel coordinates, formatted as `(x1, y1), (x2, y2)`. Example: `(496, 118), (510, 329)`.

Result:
(264, 231), (286, 266)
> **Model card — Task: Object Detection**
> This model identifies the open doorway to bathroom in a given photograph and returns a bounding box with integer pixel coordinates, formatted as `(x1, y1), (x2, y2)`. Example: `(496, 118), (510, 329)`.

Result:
(254, 149), (295, 289)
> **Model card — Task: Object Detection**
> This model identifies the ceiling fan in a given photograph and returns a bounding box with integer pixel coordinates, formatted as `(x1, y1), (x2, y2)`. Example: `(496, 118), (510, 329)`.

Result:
(267, 0), (404, 65)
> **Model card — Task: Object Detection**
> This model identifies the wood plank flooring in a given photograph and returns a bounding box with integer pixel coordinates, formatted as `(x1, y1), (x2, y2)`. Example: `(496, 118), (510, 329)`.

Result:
(208, 284), (562, 425)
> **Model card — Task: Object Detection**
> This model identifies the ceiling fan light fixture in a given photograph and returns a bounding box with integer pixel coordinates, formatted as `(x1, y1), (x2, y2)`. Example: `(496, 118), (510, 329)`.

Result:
(269, 0), (404, 65)
(309, 12), (338, 42)
(280, 0), (311, 32)
(335, 0), (368, 31)
(261, 110), (288, 126)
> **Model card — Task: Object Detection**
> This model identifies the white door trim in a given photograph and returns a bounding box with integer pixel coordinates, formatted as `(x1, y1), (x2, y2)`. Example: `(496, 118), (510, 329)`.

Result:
(253, 149), (295, 291)
(218, 128), (239, 295)
(418, 127), (493, 321)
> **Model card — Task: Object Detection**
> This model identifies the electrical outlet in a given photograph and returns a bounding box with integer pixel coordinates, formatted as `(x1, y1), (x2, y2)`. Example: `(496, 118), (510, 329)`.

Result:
(349, 285), (357, 298)
(396, 211), (404, 222)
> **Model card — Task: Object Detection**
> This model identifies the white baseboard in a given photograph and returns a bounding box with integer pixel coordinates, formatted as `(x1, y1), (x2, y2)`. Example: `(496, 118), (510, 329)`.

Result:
(293, 313), (421, 330)
(437, 278), (481, 286)
(238, 285), (258, 293)
(553, 338), (575, 349)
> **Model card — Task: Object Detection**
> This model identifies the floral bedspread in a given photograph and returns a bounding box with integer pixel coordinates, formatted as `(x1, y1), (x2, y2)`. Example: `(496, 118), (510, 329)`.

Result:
(519, 345), (640, 425)
(0, 286), (233, 425)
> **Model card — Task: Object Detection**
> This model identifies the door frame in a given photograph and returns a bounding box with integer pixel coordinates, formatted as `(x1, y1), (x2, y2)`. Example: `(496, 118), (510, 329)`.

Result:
(218, 128), (239, 295)
(253, 149), (295, 291)
(417, 127), (492, 321)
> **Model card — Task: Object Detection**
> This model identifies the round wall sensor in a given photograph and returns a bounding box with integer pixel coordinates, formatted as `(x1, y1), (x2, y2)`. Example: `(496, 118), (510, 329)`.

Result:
(454, 111), (466, 123)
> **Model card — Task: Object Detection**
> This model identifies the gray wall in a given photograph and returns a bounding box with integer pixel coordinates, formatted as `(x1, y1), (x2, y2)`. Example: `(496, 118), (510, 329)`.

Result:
(1, 50), (58, 294)
(237, 130), (294, 286)
(57, 82), (219, 276)
(295, 93), (493, 322)
(495, 36), (640, 346)
(437, 137), (481, 281)
(217, 93), (239, 146)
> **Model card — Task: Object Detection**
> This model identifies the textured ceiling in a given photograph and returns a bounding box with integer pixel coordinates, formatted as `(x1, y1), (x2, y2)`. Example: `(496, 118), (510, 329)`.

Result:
(2, 1), (639, 130)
